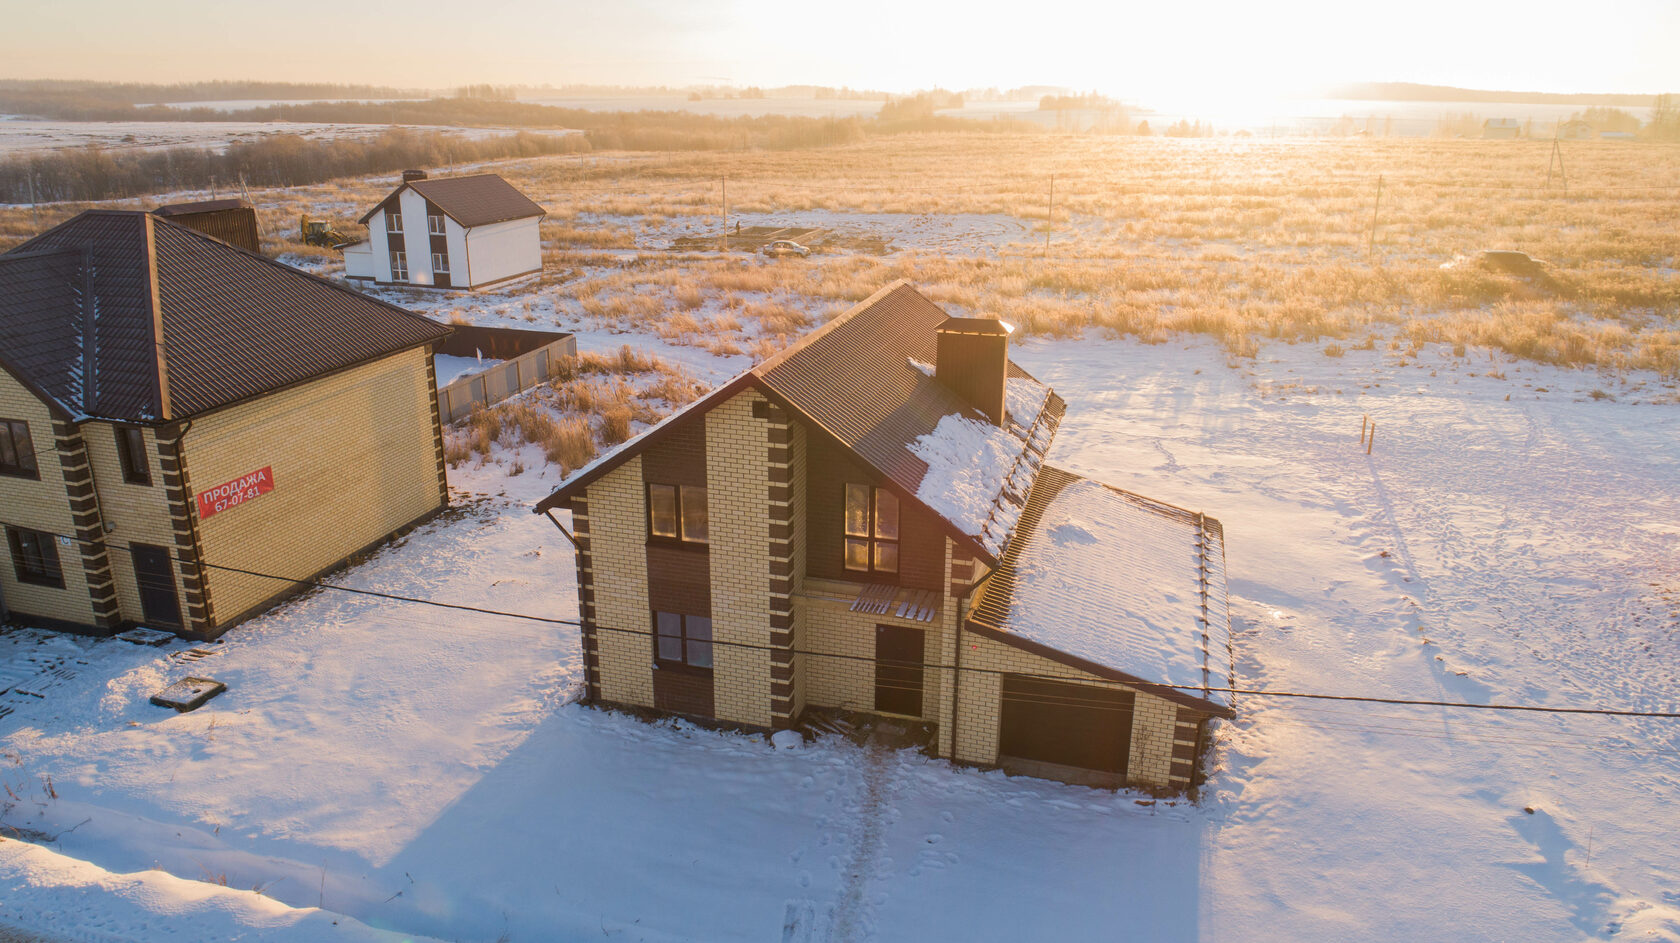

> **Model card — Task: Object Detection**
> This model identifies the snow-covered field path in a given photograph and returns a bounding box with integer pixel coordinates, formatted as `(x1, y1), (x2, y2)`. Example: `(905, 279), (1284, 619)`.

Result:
(1, 334), (1677, 942)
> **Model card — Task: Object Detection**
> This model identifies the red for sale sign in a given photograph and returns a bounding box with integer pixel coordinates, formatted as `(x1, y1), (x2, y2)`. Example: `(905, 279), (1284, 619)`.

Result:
(196, 466), (274, 520)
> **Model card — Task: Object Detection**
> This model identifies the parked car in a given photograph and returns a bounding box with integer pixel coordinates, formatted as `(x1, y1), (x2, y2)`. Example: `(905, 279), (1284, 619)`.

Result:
(762, 240), (812, 258)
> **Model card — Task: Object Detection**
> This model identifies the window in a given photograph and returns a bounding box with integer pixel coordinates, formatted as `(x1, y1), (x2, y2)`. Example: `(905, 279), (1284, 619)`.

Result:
(648, 484), (708, 545)
(844, 483), (899, 575)
(427, 214), (445, 235)
(7, 526), (63, 588)
(385, 211), (403, 233)
(114, 426), (150, 485)
(654, 611), (713, 669)
(0, 419), (38, 479)
(390, 251), (408, 281)
(432, 252), (449, 274)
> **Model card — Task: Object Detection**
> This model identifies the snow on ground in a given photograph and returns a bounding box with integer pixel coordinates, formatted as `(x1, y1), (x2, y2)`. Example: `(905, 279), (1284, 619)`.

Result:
(1, 330), (1678, 942)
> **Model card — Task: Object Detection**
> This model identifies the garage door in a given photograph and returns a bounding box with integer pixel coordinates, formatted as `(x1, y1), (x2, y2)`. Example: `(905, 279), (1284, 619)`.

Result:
(998, 675), (1134, 775)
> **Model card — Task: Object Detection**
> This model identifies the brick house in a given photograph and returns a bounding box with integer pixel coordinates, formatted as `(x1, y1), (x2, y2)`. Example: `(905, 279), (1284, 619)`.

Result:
(536, 282), (1234, 792)
(0, 211), (452, 639)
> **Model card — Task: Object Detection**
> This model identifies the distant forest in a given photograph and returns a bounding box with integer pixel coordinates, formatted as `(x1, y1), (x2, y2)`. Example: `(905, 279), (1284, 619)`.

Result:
(0, 79), (429, 119)
(1325, 82), (1674, 106)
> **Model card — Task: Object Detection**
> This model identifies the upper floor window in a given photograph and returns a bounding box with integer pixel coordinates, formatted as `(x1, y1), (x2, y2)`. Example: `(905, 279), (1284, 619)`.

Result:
(7, 526), (63, 588)
(432, 252), (450, 274)
(0, 419), (39, 479)
(428, 214), (446, 235)
(654, 611), (713, 669)
(648, 483), (708, 545)
(390, 251), (408, 281)
(845, 483), (899, 575)
(386, 211), (403, 233)
(115, 426), (150, 485)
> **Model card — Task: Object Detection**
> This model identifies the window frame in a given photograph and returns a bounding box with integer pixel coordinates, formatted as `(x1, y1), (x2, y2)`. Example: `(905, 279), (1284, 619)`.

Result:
(431, 251), (450, 274)
(0, 419), (40, 480)
(390, 250), (408, 281)
(385, 210), (403, 233)
(652, 610), (714, 671)
(427, 214), (446, 235)
(843, 483), (901, 577)
(646, 482), (708, 547)
(7, 525), (64, 588)
(114, 425), (151, 486)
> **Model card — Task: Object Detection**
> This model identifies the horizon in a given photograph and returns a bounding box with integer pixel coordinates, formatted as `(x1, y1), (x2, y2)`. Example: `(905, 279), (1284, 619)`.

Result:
(8, 0), (1679, 109)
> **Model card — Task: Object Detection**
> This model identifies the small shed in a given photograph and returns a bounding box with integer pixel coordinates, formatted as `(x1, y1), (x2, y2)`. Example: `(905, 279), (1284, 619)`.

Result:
(151, 199), (262, 253)
(1482, 119), (1523, 140)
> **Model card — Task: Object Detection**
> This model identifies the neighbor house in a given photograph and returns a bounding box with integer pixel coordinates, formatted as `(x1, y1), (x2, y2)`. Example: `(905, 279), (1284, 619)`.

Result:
(1483, 118), (1523, 139)
(342, 171), (545, 290)
(0, 211), (452, 639)
(534, 282), (1234, 792)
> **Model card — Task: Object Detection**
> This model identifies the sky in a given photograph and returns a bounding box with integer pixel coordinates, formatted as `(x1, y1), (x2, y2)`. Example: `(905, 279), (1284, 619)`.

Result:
(8, 0), (1679, 101)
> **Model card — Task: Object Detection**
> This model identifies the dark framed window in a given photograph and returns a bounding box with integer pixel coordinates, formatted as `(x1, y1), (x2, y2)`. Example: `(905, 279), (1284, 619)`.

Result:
(654, 611), (713, 669)
(386, 211), (403, 233)
(648, 483), (708, 545)
(390, 250), (408, 281)
(7, 526), (64, 588)
(844, 483), (899, 575)
(432, 252), (450, 274)
(0, 419), (39, 479)
(427, 214), (446, 235)
(114, 426), (150, 485)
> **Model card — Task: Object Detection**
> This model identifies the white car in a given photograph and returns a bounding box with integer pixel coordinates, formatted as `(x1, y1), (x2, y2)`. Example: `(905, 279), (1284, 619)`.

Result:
(762, 240), (812, 258)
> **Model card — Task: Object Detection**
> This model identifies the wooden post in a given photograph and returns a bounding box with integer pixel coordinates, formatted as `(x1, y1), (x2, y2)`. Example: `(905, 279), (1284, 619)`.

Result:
(1045, 173), (1054, 257)
(1361, 414), (1368, 445)
(1367, 175), (1383, 259)
(1367, 422), (1375, 455)
(719, 177), (727, 252)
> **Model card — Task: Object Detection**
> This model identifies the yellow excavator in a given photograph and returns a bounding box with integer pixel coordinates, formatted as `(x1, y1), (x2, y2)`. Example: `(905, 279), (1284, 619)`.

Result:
(299, 214), (347, 248)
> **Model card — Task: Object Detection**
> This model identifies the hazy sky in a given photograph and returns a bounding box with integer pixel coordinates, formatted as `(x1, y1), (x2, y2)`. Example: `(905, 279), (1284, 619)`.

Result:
(9, 0), (1679, 99)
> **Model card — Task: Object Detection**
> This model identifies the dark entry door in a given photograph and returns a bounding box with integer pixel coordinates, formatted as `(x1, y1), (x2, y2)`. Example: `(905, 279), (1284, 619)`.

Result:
(999, 675), (1134, 775)
(874, 625), (924, 716)
(130, 544), (181, 628)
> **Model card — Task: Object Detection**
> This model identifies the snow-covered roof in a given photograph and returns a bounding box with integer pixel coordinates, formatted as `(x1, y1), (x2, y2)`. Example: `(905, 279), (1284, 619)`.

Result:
(968, 466), (1234, 716)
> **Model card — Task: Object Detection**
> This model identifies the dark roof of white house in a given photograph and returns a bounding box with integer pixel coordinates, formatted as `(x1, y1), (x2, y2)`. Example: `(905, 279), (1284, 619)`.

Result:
(0, 211), (451, 422)
(357, 173), (546, 228)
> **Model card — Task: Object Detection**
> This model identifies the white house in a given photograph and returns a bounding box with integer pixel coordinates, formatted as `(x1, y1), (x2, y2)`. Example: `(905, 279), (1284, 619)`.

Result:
(342, 171), (545, 290)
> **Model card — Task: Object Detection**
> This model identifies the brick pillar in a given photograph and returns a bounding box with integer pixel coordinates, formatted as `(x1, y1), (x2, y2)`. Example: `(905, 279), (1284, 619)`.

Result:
(55, 421), (121, 630)
(157, 424), (215, 638)
(571, 496), (602, 703)
(766, 405), (796, 728)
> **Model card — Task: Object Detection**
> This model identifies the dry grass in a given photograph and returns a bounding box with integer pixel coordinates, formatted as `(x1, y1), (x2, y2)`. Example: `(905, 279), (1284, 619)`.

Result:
(7, 133), (1676, 378)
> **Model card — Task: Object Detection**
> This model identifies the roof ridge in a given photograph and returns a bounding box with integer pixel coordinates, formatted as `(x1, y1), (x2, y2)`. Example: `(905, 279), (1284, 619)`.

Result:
(753, 279), (913, 376)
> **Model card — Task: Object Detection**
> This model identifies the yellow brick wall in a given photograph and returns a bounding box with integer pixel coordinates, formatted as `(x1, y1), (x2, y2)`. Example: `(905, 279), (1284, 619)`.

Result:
(705, 391), (771, 728)
(82, 421), (186, 625)
(184, 347), (442, 625)
(0, 372), (100, 626)
(932, 539), (961, 757)
(950, 629), (1180, 791)
(799, 587), (943, 720)
(585, 456), (654, 708)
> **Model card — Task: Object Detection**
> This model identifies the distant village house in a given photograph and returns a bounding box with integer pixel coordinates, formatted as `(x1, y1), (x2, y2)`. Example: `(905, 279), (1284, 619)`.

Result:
(536, 283), (1235, 792)
(0, 211), (452, 639)
(343, 171), (546, 290)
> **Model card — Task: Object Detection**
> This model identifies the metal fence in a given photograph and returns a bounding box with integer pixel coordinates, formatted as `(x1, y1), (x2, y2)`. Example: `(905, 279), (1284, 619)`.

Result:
(435, 326), (576, 424)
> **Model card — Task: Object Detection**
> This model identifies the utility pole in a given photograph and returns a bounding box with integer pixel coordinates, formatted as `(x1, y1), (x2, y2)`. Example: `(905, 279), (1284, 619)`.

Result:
(27, 174), (39, 231)
(1045, 173), (1054, 257)
(719, 176), (728, 252)
(1367, 174), (1383, 259)
(1546, 139), (1567, 191)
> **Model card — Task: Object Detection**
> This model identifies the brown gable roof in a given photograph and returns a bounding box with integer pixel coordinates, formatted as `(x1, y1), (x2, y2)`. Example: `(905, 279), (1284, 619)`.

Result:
(356, 173), (546, 228)
(152, 198), (250, 216)
(0, 211), (451, 422)
(536, 282), (1063, 565)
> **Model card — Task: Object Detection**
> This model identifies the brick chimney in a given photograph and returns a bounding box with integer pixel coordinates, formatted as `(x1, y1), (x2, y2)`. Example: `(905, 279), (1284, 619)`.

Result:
(402, 169), (428, 183)
(935, 317), (1012, 426)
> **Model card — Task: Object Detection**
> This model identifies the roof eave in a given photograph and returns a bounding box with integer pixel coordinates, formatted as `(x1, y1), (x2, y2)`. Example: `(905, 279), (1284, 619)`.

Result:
(963, 619), (1236, 719)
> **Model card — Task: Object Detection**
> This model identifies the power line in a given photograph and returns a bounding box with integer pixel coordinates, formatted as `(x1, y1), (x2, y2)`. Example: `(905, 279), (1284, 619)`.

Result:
(13, 524), (1678, 721)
